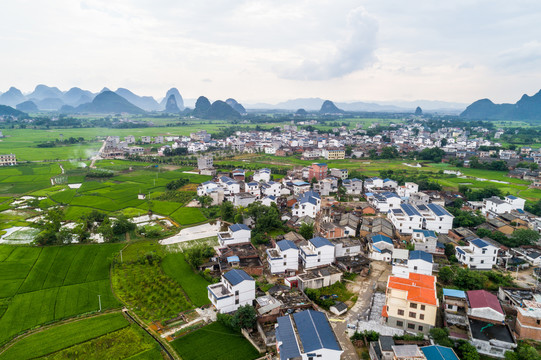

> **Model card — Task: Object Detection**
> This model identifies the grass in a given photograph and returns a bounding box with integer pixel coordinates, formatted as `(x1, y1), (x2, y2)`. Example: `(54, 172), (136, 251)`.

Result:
(0, 312), (129, 360)
(170, 321), (259, 360)
(161, 252), (211, 307)
(0, 244), (123, 345)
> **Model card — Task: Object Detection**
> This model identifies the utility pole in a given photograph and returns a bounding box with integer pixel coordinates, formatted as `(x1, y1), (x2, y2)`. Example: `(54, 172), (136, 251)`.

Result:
(98, 295), (102, 312)
(120, 250), (123, 263)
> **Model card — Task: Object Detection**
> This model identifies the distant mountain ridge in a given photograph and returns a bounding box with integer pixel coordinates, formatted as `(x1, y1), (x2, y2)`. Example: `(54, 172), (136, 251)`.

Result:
(461, 89), (541, 120)
(66, 91), (146, 114)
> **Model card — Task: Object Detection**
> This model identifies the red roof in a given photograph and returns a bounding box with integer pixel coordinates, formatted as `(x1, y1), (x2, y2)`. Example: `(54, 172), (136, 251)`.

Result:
(466, 290), (504, 315)
(387, 273), (437, 306)
(382, 306), (388, 318)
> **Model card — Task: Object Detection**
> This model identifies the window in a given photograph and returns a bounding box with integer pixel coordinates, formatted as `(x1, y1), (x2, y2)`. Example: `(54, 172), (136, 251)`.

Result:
(418, 325), (423, 331)
(398, 309), (404, 316)
(421, 305), (425, 311)
(235, 299), (239, 304)
(283, 254), (287, 258)
(420, 314), (425, 320)
(318, 259), (321, 262)
(407, 323), (415, 329)
(409, 312), (416, 318)
(396, 321), (404, 327)
(284, 262), (287, 266)
(410, 303), (417, 309)
(481, 260), (484, 264)
(414, 266), (418, 271)
(537, 320), (541, 325)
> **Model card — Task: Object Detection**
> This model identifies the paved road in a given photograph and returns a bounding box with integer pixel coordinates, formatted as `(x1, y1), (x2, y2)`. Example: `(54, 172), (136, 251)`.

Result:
(331, 262), (388, 360)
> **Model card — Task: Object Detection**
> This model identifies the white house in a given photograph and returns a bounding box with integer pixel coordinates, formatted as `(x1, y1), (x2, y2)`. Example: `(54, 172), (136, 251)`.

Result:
(253, 168), (271, 182)
(482, 195), (525, 215)
(367, 191), (402, 212)
(364, 177), (384, 190)
(292, 191), (321, 219)
(261, 181), (282, 197)
(218, 176), (241, 196)
(455, 238), (498, 270)
(334, 238), (362, 257)
(207, 269), (255, 313)
(245, 182), (261, 198)
(369, 234), (394, 262)
(391, 249), (410, 277)
(267, 240), (299, 274)
(233, 192), (257, 207)
(408, 250), (434, 276)
(397, 182), (419, 198)
(342, 178), (363, 195)
(411, 229), (438, 254)
(275, 310), (343, 360)
(417, 203), (454, 233)
(197, 181), (221, 196)
(218, 224), (251, 246)
(382, 178), (398, 189)
(260, 195), (277, 207)
(388, 203), (424, 234)
(300, 236), (335, 269)
(292, 180), (311, 195)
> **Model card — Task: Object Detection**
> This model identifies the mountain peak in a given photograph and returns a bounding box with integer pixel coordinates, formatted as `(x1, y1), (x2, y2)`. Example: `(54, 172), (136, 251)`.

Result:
(319, 100), (344, 114)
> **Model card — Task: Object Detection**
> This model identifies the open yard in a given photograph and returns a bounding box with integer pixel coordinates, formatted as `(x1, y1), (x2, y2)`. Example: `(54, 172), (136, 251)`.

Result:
(170, 321), (259, 360)
(0, 244), (123, 345)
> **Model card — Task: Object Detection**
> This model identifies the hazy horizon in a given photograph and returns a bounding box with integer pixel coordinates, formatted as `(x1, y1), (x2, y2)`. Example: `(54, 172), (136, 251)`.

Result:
(2, 1), (541, 104)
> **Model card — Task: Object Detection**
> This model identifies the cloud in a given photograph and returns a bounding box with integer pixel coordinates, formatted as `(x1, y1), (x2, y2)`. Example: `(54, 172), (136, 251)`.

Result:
(279, 6), (378, 80)
(496, 41), (541, 72)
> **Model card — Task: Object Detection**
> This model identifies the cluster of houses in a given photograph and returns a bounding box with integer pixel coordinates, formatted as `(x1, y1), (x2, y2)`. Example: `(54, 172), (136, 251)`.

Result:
(195, 158), (541, 359)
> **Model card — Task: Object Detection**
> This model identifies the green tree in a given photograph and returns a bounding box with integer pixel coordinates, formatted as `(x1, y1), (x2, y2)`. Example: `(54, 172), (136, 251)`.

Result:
(299, 223), (314, 240)
(510, 229), (540, 246)
(230, 305), (257, 330)
(429, 328), (453, 347)
(456, 341), (480, 360)
(197, 195), (213, 208)
(438, 266), (454, 284)
(220, 201), (235, 222)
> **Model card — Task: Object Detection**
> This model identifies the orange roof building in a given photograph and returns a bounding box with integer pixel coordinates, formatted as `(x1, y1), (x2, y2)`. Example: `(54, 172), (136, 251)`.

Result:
(382, 273), (438, 334)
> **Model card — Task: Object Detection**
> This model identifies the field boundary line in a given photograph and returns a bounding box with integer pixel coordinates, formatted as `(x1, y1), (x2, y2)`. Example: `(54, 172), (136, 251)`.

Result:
(13, 247), (43, 296)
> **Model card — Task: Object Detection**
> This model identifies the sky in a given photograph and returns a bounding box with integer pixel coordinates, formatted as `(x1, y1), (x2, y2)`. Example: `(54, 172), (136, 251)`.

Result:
(1, 0), (541, 104)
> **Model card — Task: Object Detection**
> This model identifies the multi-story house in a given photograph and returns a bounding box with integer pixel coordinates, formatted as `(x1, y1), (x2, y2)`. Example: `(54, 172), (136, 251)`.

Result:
(300, 236), (335, 269)
(455, 238), (497, 270)
(245, 182), (260, 198)
(342, 178), (363, 195)
(368, 234), (394, 262)
(207, 269), (255, 313)
(253, 168), (271, 182)
(218, 176), (241, 197)
(275, 310), (343, 360)
(267, 240), (299, 274)
(411, 229), (439, 254)
(482, 195), (526, 215)
(367, 191), (402, 213)
(197, 156), (213, 170)
(308, 163), (328, 181)
(292, 191), (321, 218)
(0, 154), (17, 166)
(417, 204), (454, 233)
(330, 168), (348, 180)
(261, 181), (282, 197)
(323, 148), (345, 160)
(382, 273), (438, 334)
(218, 224), (251, 247)
(388, 203), (424, 234)
(397, 182), (419, 198)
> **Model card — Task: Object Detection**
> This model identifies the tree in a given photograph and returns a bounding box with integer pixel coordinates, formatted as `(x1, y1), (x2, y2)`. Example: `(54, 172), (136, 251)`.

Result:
(456, 340), (480, 360)
(429, 328), (453, 347)
(299, 223), (314, 240)
(185, 243), (215, 268)
(197, 195), (213, 208)
(438, 266), (454, 284)
(230, 305), (257, 330)
(510, 229), (540, 246)
(441, 138), (448, 147)
(220, 201), (235, 222)
(112, 215), (136, 235)
(380, 146), (399, 159)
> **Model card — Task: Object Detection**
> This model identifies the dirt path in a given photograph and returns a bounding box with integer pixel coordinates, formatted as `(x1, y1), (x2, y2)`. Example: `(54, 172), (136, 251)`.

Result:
(331, 261), (389, 360)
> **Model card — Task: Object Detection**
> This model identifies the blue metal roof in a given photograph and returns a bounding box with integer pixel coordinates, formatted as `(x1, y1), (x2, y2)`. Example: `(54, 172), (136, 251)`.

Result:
(442, 288), (466, 299)
(293, 310), (341, 352)
(471, 238), (489, 248)
(276, 316), (301, 360)
(310, 236), (333, 248)
(277, 240), (298, 251)
(227, 255), (240, 263)
(413, 229), (437, 238)
(371, 234), (393, 245)
(507, 195), (517, 199)
(223, 269), (253, 285)
(401, 203), (421, 217)
(421, 345), (459, 360)
(427, 203), (452, 217)
(409, 250), (433, 263)
(230, 223), (250, 232)
(457, 248), (465, 255)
